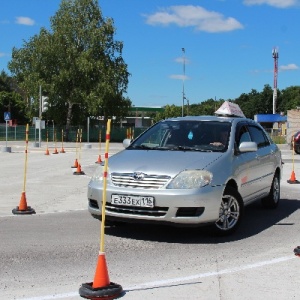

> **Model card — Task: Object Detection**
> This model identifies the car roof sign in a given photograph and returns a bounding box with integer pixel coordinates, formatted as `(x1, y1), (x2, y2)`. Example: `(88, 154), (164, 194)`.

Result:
(215, 101), (245, 118)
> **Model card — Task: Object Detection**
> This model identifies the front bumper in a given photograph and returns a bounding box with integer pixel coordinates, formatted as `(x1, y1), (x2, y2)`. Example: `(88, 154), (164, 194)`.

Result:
(87, 180), (224, 226)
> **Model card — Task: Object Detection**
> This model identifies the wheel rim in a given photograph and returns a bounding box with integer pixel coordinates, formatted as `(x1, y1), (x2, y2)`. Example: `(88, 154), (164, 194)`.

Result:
(273, 176), (280, 203)
(216, 195), (240, 231)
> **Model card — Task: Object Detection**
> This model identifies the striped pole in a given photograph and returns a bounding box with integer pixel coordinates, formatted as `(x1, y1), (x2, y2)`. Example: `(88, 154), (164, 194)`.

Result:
(23, 123), (29, 193)
(12, 124), (35, 214)
(100, 119), (111, 252)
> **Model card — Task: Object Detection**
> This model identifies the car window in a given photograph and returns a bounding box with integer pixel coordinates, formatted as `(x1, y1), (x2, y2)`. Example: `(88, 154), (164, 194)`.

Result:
(247, 125), (270, 148)
(236, 125), (251, 146)
(129, 120), (232, 151)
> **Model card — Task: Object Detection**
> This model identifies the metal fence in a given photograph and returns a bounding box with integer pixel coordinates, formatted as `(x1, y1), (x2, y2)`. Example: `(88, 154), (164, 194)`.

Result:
(0, 124), (146, 143)
(0, 123), (287, 144)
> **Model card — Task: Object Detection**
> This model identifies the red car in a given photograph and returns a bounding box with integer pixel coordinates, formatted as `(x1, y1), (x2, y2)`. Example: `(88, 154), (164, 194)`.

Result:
(291, 131), (300, 154)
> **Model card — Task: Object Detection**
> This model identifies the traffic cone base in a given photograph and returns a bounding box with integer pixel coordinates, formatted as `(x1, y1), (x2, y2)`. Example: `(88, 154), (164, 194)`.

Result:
(73, 164), (85, 175)
(79, 282), (123, 300)
(45, 148), (50, 155)
(12, 192), (35, 215)
(53, 148), (59, 154)
(294, 246), (300, 257)
(60, 148), (65, 153)
(12, 206), (36, 215)
(287, 170), (300, 184)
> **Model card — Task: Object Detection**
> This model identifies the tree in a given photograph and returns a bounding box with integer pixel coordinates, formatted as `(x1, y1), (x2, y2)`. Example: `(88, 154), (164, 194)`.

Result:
(0, 91), (28, 124)
(278, 86), (300, 113)
(8, 0), (131, 133)
(0, 71), (29, 124)
(0, 71), (11, 92)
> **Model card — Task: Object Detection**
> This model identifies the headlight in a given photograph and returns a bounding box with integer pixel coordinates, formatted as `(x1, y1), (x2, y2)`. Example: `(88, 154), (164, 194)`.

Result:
(90, 165), (106, 182)
(167, 170), (212, 189)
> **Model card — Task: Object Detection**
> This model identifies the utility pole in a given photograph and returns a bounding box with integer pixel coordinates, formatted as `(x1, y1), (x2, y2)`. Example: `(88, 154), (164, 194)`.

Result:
(182, 48), (185, 117)
(272, 47), (279, 114)
(39, 85), (42, 147)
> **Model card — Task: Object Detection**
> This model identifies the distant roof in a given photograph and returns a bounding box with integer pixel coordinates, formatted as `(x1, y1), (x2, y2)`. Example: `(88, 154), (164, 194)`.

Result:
(130, 106), (164, 112)
(254, 114), (287, 123)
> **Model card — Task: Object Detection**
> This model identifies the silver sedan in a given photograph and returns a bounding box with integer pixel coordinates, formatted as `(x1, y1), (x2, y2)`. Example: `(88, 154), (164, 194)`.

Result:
(88, 115), (282, 235)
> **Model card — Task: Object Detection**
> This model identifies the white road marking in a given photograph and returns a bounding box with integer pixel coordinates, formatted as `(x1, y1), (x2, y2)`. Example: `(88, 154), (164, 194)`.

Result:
(17, 255), (296, 300)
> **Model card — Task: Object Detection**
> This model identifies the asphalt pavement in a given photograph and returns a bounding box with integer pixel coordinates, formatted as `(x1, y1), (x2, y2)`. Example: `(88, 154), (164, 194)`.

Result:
(1, 141), (300, 300)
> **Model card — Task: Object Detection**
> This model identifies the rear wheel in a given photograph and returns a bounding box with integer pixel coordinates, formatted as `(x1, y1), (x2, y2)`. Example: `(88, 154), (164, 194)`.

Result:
(261, 173), (280, 209)
(295, 146), (300, 154)
(214, 187), (244, 235)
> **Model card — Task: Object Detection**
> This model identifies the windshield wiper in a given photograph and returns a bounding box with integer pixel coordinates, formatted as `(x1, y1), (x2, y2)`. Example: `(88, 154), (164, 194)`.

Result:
(130, 144), (213, 152)
(171, 146), (213, 152)
(130, 144), (155, 150)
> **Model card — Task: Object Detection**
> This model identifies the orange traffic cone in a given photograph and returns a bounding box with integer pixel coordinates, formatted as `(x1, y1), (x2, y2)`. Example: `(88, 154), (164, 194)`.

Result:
(72, 158), (78, 168)
(12, 191), (35, 215)
(53, 147), (59, 154)
(60, 147), (65, 153)
(287, 170), (300, 184)
(45, 148), (50, 155)
(73, 163), (85, 175)
(95, 154), (102, 164)
(79, 252), (123, 299)
(19, 191), (27, 210)
(93, 252), (110, 288)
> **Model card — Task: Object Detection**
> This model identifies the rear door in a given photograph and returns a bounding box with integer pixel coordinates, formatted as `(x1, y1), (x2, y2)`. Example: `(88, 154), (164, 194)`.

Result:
(247, 124), (275, 195)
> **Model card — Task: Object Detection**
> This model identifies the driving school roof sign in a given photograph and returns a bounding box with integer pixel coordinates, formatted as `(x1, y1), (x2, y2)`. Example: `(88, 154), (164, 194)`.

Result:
(215, 101), (245, 118)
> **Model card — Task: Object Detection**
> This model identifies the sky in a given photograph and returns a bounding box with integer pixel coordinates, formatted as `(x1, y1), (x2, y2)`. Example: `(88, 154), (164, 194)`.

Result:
(0, 0), (300, 108)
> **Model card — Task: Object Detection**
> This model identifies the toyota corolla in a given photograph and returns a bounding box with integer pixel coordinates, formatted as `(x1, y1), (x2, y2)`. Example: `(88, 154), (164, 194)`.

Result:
(88, 104), (282, 235)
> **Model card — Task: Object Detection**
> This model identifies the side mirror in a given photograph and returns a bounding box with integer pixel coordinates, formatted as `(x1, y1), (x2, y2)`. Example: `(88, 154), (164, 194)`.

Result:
(239, 141), (257, 153)
(122, 138), (132, 148)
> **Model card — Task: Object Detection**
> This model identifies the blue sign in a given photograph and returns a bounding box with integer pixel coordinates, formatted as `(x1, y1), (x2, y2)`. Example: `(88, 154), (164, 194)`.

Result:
(4, 112), (11, 121)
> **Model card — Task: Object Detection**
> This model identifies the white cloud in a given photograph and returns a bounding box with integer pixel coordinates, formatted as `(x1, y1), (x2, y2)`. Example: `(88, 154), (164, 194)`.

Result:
(144, 5), (243, 33)
(170, 74), (189, 80)
(243, 0), (299, 8)
(279, 63), (299, 71)
(175, 57), (190, 64)
(15, 16), (35, 26)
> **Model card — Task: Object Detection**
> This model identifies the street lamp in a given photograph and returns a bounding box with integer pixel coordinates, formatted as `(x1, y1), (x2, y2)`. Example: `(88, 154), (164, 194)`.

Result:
(182, 48), (186, 117)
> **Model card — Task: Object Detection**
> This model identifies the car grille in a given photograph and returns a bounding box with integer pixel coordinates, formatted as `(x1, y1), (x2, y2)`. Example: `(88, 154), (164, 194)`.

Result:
(111, 173), (171, 189)
(106, 203), (168, 217)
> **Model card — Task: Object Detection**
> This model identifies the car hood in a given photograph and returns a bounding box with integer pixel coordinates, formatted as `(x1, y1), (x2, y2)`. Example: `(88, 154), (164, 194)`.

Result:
(108, 149), (224, 175)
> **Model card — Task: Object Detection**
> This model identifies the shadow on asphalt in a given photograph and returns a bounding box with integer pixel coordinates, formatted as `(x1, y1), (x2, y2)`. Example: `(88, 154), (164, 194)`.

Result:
(104, 198), (300, 244)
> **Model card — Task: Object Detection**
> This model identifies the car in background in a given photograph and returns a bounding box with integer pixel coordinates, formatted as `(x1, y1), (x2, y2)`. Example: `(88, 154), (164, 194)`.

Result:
(88, 103), (282, 235)
(290, 131), (300, 154)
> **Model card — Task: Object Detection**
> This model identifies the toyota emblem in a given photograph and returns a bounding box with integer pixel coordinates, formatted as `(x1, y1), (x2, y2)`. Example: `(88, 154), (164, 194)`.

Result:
(133, 172), (145, 181)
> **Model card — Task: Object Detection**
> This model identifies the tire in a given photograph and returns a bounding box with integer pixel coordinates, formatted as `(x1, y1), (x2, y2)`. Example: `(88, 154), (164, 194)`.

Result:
(261, 173), (280, 209)
(214, 186), (244, 235)
(295, 147), (300, 155)
(79, 282), (123, 299)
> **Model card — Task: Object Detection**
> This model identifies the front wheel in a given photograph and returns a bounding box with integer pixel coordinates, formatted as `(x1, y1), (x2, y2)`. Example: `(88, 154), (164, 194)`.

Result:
(214, 187), (244, 236)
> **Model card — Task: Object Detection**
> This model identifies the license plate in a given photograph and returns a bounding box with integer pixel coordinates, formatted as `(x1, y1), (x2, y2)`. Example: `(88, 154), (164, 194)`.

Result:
(111, 195), (154, 208)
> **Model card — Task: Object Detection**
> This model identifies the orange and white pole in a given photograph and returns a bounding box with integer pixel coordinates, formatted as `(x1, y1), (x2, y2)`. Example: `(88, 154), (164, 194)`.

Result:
(100, 119), (111, 252)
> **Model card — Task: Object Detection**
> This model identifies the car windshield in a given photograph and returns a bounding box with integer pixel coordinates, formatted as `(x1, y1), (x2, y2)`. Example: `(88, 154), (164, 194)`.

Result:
(128, 120), (232, 152)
